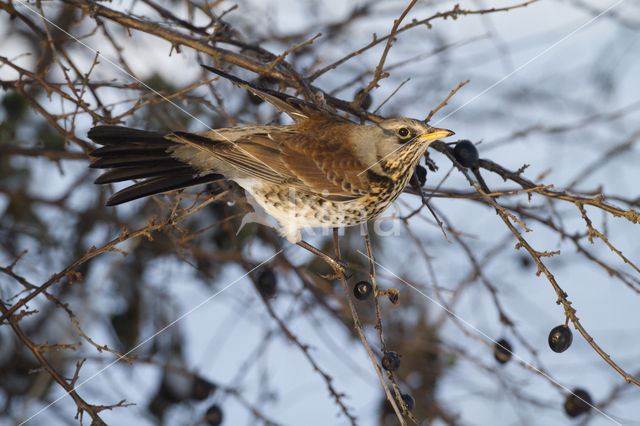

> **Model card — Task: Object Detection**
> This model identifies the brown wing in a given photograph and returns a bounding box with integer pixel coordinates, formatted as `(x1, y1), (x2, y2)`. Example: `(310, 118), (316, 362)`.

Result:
(279, 120), (372, 199)
(172, 118), (371, 201)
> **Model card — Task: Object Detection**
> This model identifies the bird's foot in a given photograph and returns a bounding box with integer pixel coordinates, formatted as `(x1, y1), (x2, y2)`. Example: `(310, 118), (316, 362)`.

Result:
(320, 256), (350, 280)
(296, 240), (349, 279)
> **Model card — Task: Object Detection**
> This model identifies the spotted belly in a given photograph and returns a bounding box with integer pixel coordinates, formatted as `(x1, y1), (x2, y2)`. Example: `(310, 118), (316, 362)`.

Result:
(234, 176), (403, 242)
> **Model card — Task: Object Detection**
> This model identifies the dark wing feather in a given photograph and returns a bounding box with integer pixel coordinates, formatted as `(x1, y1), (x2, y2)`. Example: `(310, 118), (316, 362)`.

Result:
(201, 65), (346, 123)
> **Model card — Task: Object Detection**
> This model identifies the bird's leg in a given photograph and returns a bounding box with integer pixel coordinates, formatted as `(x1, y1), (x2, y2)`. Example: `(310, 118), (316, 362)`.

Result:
(296, 240), (348, 278)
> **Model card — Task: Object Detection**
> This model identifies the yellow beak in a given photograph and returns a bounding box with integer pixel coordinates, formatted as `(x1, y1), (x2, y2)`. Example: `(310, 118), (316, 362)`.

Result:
(418, 128), (455, 141)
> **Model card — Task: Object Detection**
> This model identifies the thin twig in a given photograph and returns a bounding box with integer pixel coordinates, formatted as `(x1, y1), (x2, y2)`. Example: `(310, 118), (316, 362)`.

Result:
(267, 33), (322, 71)
(425, 80), (469, 122)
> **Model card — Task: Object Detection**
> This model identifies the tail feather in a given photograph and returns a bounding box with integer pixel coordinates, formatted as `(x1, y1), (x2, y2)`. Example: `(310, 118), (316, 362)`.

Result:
(90, 155), (182, 169)
(105, 174), (222, 206)
(90, 144), (172, 157)
(88, 125), (222, 205)
(94, 165), (195, 184)
(88, 125), (167, 145)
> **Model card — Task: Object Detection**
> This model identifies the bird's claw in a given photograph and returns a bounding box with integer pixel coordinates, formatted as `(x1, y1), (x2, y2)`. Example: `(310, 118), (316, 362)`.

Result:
(321, 257), (349, 280)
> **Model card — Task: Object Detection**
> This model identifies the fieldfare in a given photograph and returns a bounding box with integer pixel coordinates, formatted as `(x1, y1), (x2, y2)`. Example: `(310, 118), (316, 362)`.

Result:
(88, 67), (454, 243)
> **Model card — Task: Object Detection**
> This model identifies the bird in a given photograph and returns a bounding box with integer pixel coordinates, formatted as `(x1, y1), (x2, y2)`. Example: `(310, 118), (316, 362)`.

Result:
(88, 66), (454, 244)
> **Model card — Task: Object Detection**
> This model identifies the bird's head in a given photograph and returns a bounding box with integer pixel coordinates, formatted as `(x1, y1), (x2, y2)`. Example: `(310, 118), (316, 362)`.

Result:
(353, 118), (454, 178)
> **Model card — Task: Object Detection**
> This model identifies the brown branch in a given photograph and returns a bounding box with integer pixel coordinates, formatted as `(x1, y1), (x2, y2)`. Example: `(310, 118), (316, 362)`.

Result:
(363, 233), (414, 422)
(371, 78), (410, 115)
(0, 194), (222, 324)
(57, 0), (379, 123)
(576, 202), (640, 276)
(333, 230), (406, 425)
(474, 184), (640, 387)
(0, 302), (108, 425)
(310, 0), (541, 81)
(267, 32), (322, 71)
(425, 80), (469, 122)
(358, 0), (418, 103)
(427, 142), (640, 222)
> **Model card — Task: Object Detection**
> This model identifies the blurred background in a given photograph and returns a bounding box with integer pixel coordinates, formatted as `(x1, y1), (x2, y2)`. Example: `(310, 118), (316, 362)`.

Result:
(1, 0), (639, 425)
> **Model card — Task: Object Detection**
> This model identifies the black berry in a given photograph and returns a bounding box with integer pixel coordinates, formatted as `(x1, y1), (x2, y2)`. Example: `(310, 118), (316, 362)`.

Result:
(401, 393), (415, 411)
(564, 388), (592, 417)
(191, 376), (217, 401)
(381, 351), (401, 371)
(257, 268), (277, 297)
(520, 255), (532, 269)
(205, 404), (223, 426)
(353, 280), (373, 300)
(355, 88), (373, 110)
(453, 140), (479, 168)
(494, 338), (513, 364)
(548, 325), (572, 353)
(410, 165), (427, 188)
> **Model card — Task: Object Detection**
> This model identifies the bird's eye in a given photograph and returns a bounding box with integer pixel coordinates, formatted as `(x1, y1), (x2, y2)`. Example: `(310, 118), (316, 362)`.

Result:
(396, 127), (411, 138)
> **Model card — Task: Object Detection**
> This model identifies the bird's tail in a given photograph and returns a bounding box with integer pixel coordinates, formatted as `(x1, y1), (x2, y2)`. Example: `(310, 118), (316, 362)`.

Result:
(88, 125), (222, 206)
